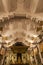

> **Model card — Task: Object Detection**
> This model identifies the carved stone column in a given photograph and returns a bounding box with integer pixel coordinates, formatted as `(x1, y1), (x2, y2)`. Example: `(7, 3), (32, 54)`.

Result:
(33, 48), (38, 65)
(32, 48), (38, 65)
(37, 44), (43, 65)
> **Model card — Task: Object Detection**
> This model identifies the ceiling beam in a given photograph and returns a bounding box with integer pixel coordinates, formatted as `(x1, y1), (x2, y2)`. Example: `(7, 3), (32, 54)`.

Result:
(16, 0), (24, 13)
(30, 0), (39, 13)
(2, 0), (9, 13)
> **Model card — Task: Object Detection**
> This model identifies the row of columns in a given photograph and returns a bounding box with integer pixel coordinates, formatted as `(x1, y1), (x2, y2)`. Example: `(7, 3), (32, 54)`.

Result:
(30, 43), (43, 65)
(37, 44), (43, 64)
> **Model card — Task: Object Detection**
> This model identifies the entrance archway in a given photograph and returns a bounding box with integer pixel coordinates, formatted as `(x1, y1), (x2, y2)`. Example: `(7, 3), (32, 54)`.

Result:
(14, 42), (25, 63)
(14, 42), (25, 46)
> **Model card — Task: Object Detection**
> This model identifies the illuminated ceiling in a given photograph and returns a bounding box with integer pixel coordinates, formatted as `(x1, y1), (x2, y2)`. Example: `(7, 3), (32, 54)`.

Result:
(0, 0), (43, 48)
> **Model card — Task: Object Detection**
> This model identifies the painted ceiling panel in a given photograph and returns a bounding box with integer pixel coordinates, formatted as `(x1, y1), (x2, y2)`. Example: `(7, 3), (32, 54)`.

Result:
(36, 0), (43, 13)
(0, 0), (5, 12)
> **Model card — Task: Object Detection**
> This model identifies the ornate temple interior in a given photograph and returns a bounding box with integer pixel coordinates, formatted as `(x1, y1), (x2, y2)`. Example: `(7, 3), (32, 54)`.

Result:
(0, 0), (43, 65)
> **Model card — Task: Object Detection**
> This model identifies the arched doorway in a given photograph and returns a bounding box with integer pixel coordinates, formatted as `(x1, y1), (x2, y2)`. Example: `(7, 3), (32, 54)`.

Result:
(10, 42), (29, 64)
(14, 42), (25, 63)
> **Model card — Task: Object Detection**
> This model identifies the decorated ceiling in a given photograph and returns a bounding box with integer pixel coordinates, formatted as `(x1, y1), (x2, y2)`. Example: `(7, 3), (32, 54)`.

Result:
(0, 0), (43, 48)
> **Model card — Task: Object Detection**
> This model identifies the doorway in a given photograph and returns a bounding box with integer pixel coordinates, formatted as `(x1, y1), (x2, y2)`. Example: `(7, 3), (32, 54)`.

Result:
(17, 53), (22, 63)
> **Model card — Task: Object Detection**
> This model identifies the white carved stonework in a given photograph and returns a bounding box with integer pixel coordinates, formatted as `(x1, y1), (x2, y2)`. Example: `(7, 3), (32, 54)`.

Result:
(0, 17), (41, 47)
(0, 1), (43, 65)
(0, 0), (43, 55)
